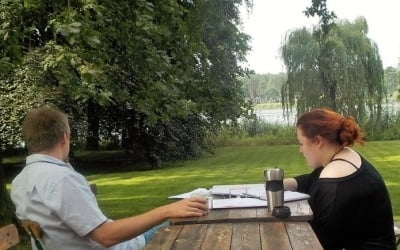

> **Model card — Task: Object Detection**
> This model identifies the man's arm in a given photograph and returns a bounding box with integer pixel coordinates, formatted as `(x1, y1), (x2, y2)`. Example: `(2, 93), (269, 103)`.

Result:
(89, 197), (208, 247)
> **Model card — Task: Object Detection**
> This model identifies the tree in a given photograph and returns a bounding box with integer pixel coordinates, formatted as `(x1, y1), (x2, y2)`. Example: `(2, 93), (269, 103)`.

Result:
(0, 1), (54, 225)
(240, 73), (287, 103)
(1, 0), (253, 222)
(384, 66), (400, 100)
(87, 0), (253, 162)
(281, 0), (385, 124)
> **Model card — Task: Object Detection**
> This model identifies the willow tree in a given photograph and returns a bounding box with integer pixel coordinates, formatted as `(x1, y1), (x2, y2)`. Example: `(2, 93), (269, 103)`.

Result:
(281, 5), (384, 124)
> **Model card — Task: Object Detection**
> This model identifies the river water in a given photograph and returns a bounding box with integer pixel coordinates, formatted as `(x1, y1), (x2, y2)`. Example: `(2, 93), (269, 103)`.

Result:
(254, 108), (297, 125)
(255, 103), (400, 125)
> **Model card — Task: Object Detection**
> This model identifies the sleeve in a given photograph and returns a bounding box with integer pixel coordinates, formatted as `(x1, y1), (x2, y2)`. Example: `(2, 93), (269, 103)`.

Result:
(310, 182), (338, 227)
(294, 173), (312, 193)
(308, 182), (342, 248)
(46, 173), (108, 236)
(294, 167), (323, 194)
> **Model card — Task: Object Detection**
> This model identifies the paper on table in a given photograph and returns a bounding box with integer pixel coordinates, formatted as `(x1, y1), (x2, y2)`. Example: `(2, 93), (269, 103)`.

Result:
(211, 191), (309, 209)
(168, 188), (210, 199)
(211, 184), (264, 197)
(168, 184), (310, 209)
(210, 184), (310, 202)
(212, 198), (267, 209)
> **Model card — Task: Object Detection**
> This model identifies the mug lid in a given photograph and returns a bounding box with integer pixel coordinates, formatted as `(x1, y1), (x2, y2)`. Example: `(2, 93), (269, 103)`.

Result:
(272, 205), (291, 219)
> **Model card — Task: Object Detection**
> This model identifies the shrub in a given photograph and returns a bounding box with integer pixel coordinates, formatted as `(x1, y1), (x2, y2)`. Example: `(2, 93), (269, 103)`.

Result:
(214, 117), (296, 146)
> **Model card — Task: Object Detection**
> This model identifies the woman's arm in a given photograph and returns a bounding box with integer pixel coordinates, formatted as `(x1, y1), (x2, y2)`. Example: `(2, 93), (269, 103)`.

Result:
(284, 178), (298, 191)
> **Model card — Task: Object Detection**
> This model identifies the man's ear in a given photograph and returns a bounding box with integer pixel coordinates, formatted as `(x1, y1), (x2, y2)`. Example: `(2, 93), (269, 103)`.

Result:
(60, 132), (68, 144)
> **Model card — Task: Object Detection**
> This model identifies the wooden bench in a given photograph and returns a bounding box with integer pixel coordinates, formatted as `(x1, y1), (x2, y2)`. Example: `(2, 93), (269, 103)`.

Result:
(0, 224), (19, 250)
(21, 220), (44, 250)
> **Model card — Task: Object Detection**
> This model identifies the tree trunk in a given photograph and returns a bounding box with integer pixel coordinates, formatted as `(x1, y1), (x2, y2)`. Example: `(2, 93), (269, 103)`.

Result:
(121, 112), (135, 152)
(0, 153), (16, 226)
(85, 100), (100, 150)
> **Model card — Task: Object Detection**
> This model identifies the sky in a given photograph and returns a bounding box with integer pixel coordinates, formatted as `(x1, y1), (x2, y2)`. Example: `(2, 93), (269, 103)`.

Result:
(240, 0), (400, 74)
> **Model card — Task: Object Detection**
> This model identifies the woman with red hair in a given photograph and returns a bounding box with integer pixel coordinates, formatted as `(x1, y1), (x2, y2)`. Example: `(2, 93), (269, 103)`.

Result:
(284, 108), (395, 249)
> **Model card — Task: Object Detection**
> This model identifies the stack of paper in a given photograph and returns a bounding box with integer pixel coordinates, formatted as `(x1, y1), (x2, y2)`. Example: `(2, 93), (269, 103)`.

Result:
(168, 183), (310, 209)
(212, 198), (267, 209)
(168, 188), (210, 199)
(210, 184), (309, 201)
(211, 184), (264, 198)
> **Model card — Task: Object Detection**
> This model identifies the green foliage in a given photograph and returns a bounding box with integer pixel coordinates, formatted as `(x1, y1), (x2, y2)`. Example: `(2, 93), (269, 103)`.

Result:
(0, 0), (254, 225)
(384, 66), (400, 100)
(240, 73), (287, 103)
(281, 27), (320, 110)
(304, 0), (336, 35)
(361, 111), (400, 141)
(0, 0), (24, 72)
(0, 0), (253, 160)
(281, 15), (385, 124)
(214, 118), (296, 147)
(0, 50), (57, 150)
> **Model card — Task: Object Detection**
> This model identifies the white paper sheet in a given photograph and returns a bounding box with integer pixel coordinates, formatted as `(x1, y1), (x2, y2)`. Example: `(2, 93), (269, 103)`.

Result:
(210, 184), (309, 202)
(168, 184), (310, 209)
(212, 198), (267, 209)
(168, 188), (210, 199)
(211, 184), (264, 197)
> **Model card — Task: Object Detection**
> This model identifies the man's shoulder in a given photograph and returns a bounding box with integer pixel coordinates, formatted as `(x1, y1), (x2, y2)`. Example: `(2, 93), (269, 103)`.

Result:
(13, 160), (80, 192)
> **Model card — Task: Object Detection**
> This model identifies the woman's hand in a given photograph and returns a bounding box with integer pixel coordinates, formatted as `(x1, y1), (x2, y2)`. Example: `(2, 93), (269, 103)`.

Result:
(284, 178), (298, 191)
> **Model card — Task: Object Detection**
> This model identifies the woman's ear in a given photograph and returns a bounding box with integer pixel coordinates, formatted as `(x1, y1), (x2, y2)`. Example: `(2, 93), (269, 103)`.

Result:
(313, 135), (324, 148)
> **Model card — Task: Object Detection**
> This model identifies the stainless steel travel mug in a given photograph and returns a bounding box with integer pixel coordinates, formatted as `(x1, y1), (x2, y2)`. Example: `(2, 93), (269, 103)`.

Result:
(264, 167), (284, 212)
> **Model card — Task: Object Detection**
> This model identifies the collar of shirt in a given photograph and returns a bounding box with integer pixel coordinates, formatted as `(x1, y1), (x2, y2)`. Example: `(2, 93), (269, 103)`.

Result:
(26, 154), (73, 170)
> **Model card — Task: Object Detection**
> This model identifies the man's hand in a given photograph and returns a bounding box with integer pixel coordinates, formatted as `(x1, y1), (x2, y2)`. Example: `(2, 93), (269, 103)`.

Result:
(165, 197), (209, 218)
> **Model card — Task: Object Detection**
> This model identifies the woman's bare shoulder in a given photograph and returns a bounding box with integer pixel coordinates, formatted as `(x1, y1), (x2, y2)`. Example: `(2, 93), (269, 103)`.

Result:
(320, 148), (361, 178)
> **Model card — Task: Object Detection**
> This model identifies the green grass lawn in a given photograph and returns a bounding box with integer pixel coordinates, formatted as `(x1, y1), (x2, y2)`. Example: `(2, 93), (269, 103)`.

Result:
(84, 141), (400, 221)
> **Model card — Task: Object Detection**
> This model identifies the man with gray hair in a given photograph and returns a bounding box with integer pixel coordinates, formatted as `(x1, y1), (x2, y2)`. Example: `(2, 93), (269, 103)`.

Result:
(11, 105), (208, 250)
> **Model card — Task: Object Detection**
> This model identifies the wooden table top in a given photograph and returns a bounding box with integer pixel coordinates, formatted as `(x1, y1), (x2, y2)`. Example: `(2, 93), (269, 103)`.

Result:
(144, 221), (323, 250)
(170, 199), (312, 225)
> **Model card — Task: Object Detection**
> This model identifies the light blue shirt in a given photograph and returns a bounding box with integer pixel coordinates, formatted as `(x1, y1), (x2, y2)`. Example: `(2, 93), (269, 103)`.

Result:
(11, 154), (145, 250)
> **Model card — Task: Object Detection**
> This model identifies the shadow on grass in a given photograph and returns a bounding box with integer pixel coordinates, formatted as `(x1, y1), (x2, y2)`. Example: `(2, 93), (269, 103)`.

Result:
(4, 150), (161, 181)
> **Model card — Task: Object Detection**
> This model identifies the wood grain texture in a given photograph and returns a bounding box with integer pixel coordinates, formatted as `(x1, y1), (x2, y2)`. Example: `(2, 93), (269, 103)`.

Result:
(171, 224), (207, 250)
(260, 222), (292, 250)
(231, 223), (261, 250)
(146, 222), (323, 250)
(200, 223), (233, 250)
(285, 222), (323, 250)
(143, 225), (182, 250)
(171, 199), (312, 225)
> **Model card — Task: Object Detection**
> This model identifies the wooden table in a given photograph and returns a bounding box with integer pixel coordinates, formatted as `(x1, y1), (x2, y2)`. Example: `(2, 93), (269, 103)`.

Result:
(171, 199), (313, 225)
(144, 221), (323, 250)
